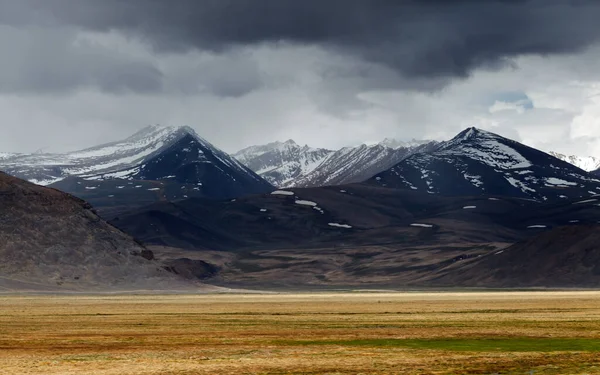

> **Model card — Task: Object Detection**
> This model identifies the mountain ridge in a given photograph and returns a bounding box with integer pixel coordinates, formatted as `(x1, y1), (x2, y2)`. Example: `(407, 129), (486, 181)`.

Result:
(369, 127), (600, 202)
(234, 138), (438, 188)
(0, 125), (274, 204)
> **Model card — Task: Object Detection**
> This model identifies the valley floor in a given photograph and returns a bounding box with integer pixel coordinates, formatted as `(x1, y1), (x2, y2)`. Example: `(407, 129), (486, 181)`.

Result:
(1, 292), (600, 374)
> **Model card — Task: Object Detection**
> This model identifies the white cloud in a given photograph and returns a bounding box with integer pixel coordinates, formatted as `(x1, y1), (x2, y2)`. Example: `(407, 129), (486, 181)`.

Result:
(489, 100), (528, 114)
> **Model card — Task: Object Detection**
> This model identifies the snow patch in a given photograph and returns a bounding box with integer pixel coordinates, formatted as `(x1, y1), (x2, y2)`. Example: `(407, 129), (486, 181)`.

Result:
(328, 223), (352, 229)
(464, 173), (484, 188)
(544, 177), (577, 186)
(505, 176), (536, 193)
(410, 223), (434, 228)
(271, 190), (294, 196)
(573, 199), (598, 204)
(295, 200), (318, 207)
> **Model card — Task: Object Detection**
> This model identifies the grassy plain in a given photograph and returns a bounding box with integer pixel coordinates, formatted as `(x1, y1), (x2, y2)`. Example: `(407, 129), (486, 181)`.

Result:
(1, 292), (600, 374)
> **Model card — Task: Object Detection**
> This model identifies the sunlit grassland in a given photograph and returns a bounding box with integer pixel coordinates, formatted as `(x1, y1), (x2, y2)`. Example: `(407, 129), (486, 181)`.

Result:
(1, 291), (600, 374)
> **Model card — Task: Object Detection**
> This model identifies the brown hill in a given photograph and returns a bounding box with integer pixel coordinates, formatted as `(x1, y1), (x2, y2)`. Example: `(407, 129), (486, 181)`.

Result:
(433, 225), (600, 288)
(0, 171), (192, 291)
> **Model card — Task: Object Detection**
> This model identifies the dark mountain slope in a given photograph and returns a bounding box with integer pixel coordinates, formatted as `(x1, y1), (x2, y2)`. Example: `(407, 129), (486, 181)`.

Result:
(369, 127), (600, 202)
(110, 185), (600, 287)
(131, 133), (273, 197)
(0, 171), (188, 291)
(434, 225), (600, 288)
(109, 185), (532, 251)
(111, 185), (600, 251)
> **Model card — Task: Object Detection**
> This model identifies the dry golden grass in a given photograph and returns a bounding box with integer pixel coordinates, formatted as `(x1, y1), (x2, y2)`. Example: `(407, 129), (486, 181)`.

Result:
(1, 291), (600, 374)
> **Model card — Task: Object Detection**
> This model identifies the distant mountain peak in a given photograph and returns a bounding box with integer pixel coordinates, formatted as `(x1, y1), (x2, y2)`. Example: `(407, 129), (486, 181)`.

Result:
(548, 151), (600, 172)
(234, 137), (438, 188)
(0, 125), (274, 202)
(380, 137), (436, 150)
(370, 126), (600, 202)
(127, 125), (200, 143)
(451, 127), (498, 143)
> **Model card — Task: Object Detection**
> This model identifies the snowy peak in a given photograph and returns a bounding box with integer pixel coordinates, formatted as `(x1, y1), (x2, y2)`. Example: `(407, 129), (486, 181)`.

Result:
(371, 127), (600, 202)
(452, 126), (487, 141)
(441, 127), (508, 150)
(0, 125), (274, 200)
(380, 137), (436, 150)
(436, 127), (533, 170)
(548, 151), (600, 172)
(233, 139), (334, 187)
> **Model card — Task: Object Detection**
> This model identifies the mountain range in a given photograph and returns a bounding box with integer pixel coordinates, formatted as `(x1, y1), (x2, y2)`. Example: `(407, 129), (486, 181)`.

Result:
(233, 138), (438, 188)
(2, 125), (598, 205)
(235, 135), (600, 190)
(2, 124), (600, 290)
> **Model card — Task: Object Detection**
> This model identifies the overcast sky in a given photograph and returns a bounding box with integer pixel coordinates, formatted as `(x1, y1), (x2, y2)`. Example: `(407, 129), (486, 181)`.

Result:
(1, 0), (600, 156)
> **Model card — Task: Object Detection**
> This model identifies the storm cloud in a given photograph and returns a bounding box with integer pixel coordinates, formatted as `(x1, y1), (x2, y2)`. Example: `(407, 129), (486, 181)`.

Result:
(1, 0), (600, 158)
(3, 0), (600, 86)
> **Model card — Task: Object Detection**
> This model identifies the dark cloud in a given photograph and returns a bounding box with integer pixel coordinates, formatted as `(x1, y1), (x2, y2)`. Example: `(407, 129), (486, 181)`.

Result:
(3, 0), (600, 85)
(0, 26), (163, 94)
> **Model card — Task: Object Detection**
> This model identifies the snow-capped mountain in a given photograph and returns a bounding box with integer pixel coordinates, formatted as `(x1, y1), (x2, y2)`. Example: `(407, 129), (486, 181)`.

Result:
(233, 140), (334, 187)
(548, 151), (600, 172)
(379, 138), (435, 150)
(292, 142), (437, 187)
(370, 127), (600, 202)
(0, 125), (274, 201)
(234, 139), (437, 188)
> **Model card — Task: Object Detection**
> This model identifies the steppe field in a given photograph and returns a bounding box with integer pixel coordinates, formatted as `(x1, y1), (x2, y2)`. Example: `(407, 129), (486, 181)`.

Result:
(1, 292), (600, 375)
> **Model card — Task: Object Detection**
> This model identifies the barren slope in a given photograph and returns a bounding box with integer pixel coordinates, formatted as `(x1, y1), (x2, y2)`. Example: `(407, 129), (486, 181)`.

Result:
(0, 171), (192, 291)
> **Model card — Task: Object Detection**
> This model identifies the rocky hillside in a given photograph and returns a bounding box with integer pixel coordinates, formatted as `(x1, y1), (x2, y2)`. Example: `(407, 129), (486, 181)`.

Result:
(0, 171), (190, 291)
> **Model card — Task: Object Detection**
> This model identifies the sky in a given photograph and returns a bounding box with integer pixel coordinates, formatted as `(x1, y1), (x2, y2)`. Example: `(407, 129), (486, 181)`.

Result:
(1, 0), (600, 157)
